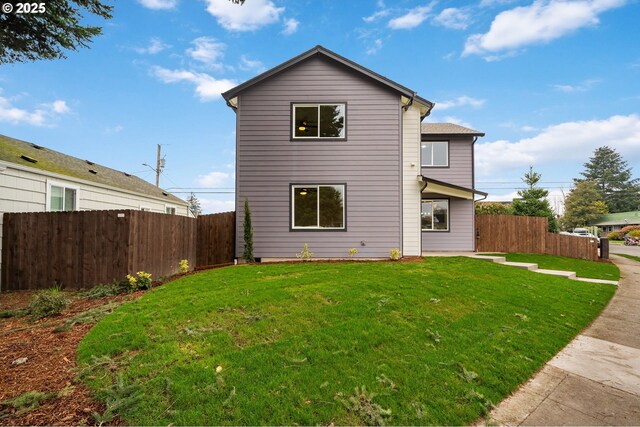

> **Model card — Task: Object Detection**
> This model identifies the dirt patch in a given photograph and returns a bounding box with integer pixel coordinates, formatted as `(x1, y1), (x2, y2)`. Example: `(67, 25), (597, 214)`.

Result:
(0, 290), (143, 426)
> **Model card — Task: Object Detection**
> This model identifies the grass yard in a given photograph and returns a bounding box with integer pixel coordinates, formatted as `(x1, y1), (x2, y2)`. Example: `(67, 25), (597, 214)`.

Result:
(615, 253), (640, 263)
(484, 253), (619, 281)
(78, 257), (615, 426)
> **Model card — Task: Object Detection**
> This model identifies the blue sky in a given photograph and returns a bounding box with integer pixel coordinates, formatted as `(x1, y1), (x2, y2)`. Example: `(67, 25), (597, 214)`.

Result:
(1, 0), (639, 214)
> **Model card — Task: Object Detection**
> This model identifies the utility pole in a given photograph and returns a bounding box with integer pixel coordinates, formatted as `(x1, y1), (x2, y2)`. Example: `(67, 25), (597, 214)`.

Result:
(155, 144), (161, 188)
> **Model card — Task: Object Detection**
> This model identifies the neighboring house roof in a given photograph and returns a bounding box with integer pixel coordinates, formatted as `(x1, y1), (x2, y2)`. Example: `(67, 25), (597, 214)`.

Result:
(593, 211), (640, 226)
(222, 45), (434, 117)
(0, 134), (186, 205)
(421, 123), (485, 137)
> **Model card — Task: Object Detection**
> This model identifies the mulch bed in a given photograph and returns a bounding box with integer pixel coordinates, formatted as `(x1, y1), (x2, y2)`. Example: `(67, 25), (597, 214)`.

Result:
(0, 290), (143, 426)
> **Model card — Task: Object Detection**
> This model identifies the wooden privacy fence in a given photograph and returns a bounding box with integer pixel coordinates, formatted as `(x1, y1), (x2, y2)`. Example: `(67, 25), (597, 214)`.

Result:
(196, 212), (235, 268)
(476, 214), (599, 261)
(1, 210), (235, 291)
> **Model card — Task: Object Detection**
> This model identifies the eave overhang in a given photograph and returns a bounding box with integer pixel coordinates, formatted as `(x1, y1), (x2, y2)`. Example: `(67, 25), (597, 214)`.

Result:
(421, 176), (488, 200)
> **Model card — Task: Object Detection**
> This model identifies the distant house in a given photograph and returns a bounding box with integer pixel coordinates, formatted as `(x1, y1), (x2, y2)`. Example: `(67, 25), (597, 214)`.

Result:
(0, 134), (190, 271)
(222, 45), (486, 260)
(593, 211), (640, 232)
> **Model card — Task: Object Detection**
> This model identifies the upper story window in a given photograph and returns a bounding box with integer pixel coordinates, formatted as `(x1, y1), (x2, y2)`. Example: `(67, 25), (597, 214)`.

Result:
(47, 181), (78, 212)
(165, 206), (176, 215)
(292, 104), (346, 139)
(421, 141), (448, 167)
(291, 184), (345, 230)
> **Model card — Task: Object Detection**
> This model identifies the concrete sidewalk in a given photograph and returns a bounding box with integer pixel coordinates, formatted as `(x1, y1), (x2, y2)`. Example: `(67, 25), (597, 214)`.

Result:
(485, 254), (640, 426)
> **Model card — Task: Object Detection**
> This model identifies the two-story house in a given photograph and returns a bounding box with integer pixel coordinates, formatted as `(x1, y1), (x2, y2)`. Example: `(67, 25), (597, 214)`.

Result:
(222, 46), (486, 260)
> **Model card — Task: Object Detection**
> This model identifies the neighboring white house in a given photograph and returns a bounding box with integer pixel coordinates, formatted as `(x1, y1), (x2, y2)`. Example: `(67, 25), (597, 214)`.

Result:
(0, 134), (191, 278)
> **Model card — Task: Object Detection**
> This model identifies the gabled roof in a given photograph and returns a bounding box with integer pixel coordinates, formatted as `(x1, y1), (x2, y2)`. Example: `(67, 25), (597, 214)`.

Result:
(593, 210), (640, 226)
(421, 123), (485, 137)
(0, 134), (187, 205)
(222, 45), (434, 115)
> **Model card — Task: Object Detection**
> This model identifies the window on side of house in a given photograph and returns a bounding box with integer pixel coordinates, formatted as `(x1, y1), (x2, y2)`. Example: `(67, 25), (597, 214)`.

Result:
(293, 104), (345, 139)
(48, 182), (78, 212)
(421, 141), (448, 167)
(165, 206), (176, 215)
(421, 199), (449, 231)
(292, 184), (345, 230)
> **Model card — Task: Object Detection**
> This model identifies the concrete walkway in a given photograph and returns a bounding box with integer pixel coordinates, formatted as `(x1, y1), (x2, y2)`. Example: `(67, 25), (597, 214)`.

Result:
(483, 254), (640, 426)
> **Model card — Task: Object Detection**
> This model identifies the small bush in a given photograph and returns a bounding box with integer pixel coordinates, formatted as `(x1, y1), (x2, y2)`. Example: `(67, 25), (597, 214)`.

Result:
(82, 280), (129, 299)
(628, 229), (640, 239)
(605, 231), (622, 240)
(348, 248), (358, 258)
(475, 202), (513, 215)
(179, 259), (189, 273)
(29, 288), (69, 320)
(296, 243), (314, 261)
(389, 248), (401, 261)
(620, 225), (640, 235)
(126, 272), (152, 291)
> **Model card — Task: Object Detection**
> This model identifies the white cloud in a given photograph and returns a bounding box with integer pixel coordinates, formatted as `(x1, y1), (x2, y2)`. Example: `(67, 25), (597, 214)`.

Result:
(151, 66), (236, 101)
(204, 0), (284, 31)
(388, 3), (436, 29)
(551, 78), (601, 93)
(187, 37), (226, 70)
(197, 171), (230, 187)
(521, 125), (538, 132)
(0, 94), (70, 127)
(200, 198), (235, 214)
(435, 96), (485, 110)
(135, 37), (170, 55)
(282, 18), (299, 35)
(434, 8), (471, 30)
(463, 0), (626, 58)
(239, 55), (265, 72)
(364, 1), (391, 23)
(366, 39), (384, 55)
(476, 114), (640, 176)
(137, 0), (178, 10)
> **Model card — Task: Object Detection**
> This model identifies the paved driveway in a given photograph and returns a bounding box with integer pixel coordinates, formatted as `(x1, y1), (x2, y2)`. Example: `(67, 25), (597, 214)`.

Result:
(610, 243), (640, 257)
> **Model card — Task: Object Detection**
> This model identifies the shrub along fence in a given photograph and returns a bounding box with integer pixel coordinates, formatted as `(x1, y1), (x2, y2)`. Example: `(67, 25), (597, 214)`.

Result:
(1, 210), (235, 291)
(476, 214), (599, 261)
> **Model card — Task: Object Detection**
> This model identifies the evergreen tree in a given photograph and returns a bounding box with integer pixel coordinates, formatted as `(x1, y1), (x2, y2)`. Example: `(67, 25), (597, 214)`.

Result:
(0, 0), (113, 64)
(511, 166), (559, 232)
(562, 180), (608, 230)
(576, 146), (640, 213)
(186, 193), (202, 217)
(243, 198), (254, 263)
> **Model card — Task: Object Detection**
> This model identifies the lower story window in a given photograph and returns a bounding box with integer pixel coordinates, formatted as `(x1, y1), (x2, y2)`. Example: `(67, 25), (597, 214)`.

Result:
(292, 184), (345, 229)
(422, 199), (449, 231)
(48, 182), (77, 212)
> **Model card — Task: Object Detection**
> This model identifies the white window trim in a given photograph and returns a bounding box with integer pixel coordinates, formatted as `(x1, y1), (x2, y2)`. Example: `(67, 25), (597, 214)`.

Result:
(292, 103), (346, 139)
(165, 205), (177, 215)
(421, 199), (449, 232)
(421, 141), (449, 167)
(291, 184), (345, 230)
(140, 205), (152, 212)
(46, 179), (79, 212)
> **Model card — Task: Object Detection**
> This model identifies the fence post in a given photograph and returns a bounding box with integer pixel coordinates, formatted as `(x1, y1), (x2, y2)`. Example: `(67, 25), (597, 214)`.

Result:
(599, 237), (609, 260)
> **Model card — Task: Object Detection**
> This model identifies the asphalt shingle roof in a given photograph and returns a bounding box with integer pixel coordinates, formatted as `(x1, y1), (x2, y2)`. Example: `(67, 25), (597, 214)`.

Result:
(421, 123), (485, 136)
(0, 134), (186, 205)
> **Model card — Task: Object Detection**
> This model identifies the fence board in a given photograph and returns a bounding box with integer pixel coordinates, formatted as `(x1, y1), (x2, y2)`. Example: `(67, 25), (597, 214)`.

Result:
(476, 214), (598, 261)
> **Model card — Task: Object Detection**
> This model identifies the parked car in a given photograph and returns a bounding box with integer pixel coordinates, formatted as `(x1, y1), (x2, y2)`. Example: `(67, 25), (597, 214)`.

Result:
(573, 228), (598, 239)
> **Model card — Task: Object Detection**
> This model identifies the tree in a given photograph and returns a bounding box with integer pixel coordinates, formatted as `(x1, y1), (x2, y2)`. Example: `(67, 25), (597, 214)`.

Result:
(576, 146), (640, 213)
(242, 198), (254, 263)
(0, 0), (113, 64)
(475, 202), (513, 215)
(511, 166), (559, 232)
(561, 180), (608, 230)
(186, 193), (202, 218)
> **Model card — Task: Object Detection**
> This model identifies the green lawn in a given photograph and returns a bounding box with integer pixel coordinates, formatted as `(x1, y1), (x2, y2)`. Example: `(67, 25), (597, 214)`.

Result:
(78, 258), (615, 426)
(483, 253), (619, 281)
(615, 253), (640, 262)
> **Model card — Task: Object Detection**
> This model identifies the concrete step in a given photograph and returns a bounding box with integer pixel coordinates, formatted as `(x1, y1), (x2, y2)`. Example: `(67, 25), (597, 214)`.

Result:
(536, 268), (576, 279)
(471, 255), (506, 263)
(572, 277), (619, 285)
(503, 261), (538, 271)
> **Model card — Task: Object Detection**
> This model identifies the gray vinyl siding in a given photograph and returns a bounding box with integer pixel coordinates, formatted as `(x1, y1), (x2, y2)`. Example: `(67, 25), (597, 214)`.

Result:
(421, 136), (473, 188)
(235, 55), (402, 258)
(421, 196), (474, 251)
